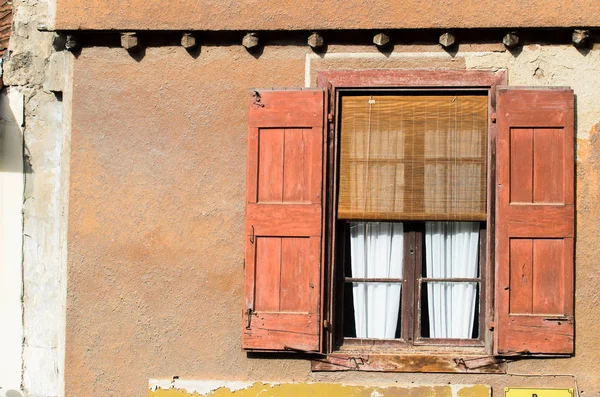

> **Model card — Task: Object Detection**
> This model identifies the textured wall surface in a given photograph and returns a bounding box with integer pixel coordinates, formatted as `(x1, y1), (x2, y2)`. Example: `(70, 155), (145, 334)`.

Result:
(2, 0), (74, 396)
(67, 44), (600, 396)
(53, 0), (600, 30)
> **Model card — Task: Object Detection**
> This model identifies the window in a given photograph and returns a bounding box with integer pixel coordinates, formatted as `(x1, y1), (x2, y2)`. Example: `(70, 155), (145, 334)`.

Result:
(242, 71), (575, 373)
(336, 93), (487, 348)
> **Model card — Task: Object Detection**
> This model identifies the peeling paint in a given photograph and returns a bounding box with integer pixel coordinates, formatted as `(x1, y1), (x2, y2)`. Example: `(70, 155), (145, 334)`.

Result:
(149, 379), (254, 395)
(148, 381), (491, 397)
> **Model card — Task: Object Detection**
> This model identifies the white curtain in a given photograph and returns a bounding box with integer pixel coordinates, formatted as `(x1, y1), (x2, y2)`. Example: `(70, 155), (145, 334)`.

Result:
(350, 222), (404, 339)
(425, 221), (479, 339)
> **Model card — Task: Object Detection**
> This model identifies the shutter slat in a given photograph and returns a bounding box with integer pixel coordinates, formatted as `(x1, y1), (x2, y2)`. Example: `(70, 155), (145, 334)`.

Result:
(495, 87), (574, 355)
(243, 89), (324, 352)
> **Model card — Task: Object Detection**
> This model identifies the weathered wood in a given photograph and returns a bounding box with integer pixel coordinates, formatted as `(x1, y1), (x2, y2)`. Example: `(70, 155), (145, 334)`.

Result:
(572, 29), (590, 47)
(243, 89), (325, 352)
(317, 69), (507, 89)
(502, 32), (519, 49)
(180, 32), (197, 49)
(373, 33), (390, 47)
(317, 69), (507, 356)
(308, 32), (324, 49)
(242, 32), (259, 49)
(439, 32), (456, 47)
(120, 32), (139, 51)
(495, 87), (575, 355)
(312, 354), (506, 373)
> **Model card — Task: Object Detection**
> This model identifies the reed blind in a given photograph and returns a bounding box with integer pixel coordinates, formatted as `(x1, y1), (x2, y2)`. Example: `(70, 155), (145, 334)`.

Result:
(338, 94), (488, 221)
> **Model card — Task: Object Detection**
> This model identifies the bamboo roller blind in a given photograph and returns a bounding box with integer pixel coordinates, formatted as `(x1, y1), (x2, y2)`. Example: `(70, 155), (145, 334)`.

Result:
(338, 94), (488, 221)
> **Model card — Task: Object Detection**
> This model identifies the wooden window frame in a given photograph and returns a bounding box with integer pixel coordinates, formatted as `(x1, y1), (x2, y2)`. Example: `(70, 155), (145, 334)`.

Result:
(338, 222), (486, 349)
(315, 70), (507, 372)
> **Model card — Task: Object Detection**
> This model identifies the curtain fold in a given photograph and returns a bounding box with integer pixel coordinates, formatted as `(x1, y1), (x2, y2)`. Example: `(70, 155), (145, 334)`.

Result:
(350, 222), (404, 339)
(425, 221), (479, 339)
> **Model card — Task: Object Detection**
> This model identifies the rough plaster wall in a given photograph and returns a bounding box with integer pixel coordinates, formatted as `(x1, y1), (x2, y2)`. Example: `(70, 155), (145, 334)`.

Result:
(52, 0), (600, 31)
(67, 44), (600, 397)
(2, 0), (71, 396)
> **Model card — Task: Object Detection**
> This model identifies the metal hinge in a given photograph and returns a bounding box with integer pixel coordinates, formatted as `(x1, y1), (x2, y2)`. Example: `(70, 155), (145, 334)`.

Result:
(323, 319), (331, 330)
(251, 90), (265, 107)
(491, 112), (497, 123)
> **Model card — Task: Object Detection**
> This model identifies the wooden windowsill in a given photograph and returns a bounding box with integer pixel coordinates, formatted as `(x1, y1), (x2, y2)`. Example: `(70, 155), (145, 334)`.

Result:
(311, 353), (506, 373)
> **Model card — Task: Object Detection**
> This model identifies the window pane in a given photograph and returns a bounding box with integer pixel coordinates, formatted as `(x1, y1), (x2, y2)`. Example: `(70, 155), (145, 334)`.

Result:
(344, 221), (404, 339)
(338, 94), (487, 221)
(347, 221), (404, 279)
(424, 221), (480, 279)
(344, 282), (402, 339)
(421, 282), (479, 339)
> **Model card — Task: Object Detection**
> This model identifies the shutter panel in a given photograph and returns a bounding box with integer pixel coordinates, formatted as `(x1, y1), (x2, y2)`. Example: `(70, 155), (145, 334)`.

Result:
(243, 89), (325, 352)
(495, 87), (574, 355)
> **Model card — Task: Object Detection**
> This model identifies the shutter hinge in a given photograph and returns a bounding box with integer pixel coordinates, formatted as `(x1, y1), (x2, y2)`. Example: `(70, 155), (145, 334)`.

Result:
(249, 225), (255, 244)
(251, 90), (265, 107)
(491, 112), (497, 123)
(488, 321), (495, 331)
(327, 113), (334, 123)
(323, 319), (331, 330)
(245, 308), (254, 329)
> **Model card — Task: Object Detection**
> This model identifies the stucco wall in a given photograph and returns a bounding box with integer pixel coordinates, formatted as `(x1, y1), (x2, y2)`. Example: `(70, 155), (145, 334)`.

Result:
(52, 0), (600, 30)
(66, 44), (600, 396)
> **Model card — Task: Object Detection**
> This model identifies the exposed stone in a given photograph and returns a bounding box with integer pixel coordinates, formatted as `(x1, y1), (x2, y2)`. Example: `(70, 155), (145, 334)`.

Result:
(3, 51), (46, 86)
(44, 52), (68, 93)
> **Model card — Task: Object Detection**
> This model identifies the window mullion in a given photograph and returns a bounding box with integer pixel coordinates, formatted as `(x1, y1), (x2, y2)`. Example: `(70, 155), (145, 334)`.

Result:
(402, 228), (417, 344)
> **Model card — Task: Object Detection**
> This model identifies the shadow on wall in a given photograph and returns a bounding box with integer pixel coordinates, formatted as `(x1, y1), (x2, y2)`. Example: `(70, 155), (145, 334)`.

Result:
(0, 87), (30, 174)
(5, 390), (24, 397)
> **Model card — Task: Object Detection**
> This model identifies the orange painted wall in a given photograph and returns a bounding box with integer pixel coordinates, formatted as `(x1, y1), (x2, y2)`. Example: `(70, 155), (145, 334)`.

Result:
(53, 0), (600, 30)
(66, 45), (600, 396)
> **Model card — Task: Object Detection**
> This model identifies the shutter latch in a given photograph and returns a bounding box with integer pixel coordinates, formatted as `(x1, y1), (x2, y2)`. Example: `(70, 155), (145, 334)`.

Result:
(245, 308), (255, 329)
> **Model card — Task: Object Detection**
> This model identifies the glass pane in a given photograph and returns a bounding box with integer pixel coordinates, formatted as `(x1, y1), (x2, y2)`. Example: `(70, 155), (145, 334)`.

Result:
(420, 282), (479, 339)
(344, 282), (402, 339)
(346, 221), (404, 279)
(423, 221), (480, 279)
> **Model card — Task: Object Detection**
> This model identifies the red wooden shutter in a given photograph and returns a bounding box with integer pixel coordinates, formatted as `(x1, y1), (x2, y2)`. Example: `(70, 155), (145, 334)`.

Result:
(243, 89), (325, 352)
(495, 87), (574, 355)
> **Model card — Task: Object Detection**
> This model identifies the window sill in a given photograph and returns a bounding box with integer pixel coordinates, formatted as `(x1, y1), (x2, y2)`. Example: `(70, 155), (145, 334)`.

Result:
(311, 353), (506, 373)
